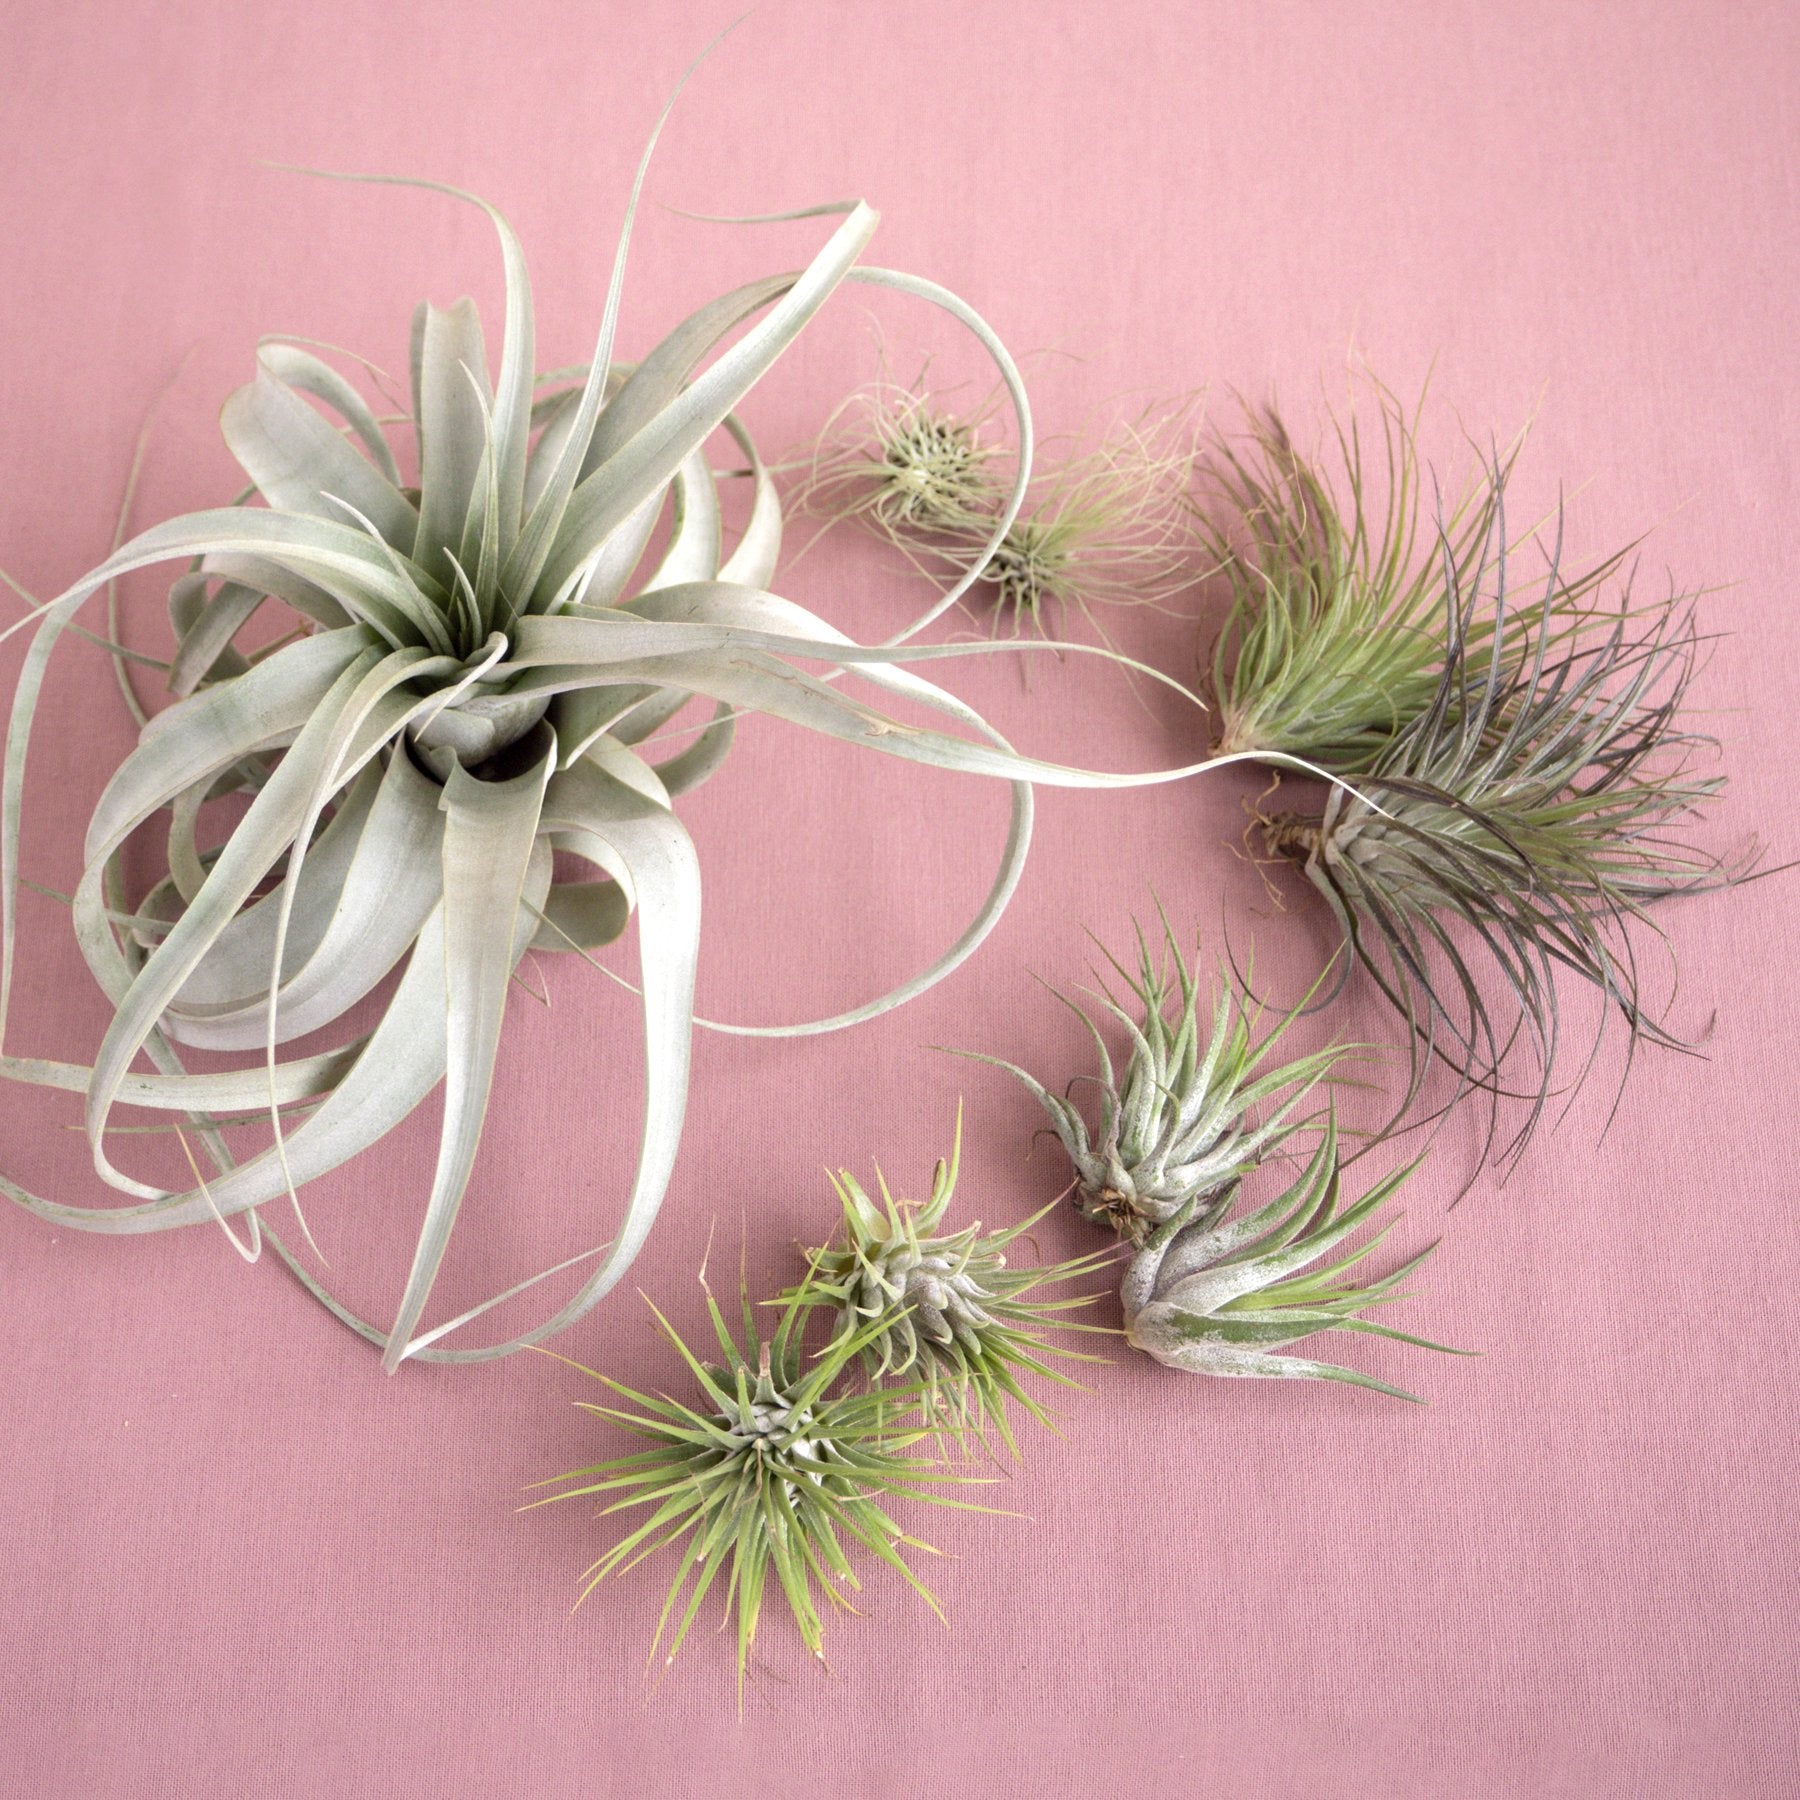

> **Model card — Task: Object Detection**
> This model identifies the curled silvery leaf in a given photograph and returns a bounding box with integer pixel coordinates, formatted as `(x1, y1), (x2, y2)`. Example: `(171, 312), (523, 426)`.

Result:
(1119, 1113), (1462, 1402)
(966, 914), (1355, 1245)
(787, 1105), (1111, 1452)
(0, 64), (1254, 1370)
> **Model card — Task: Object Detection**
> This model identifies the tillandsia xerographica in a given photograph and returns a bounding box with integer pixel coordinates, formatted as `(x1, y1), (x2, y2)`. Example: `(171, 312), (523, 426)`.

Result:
(1120, 1111), (1462, 1402)
(965, 913), (1357, 1246)
(528, 1278), (989, 1703)
(0, 86), (1245, 1368)
(782, 1105), (1112, 1453)
(1198, 382), (1626, 777)
(1257, 483), (1739, 1159)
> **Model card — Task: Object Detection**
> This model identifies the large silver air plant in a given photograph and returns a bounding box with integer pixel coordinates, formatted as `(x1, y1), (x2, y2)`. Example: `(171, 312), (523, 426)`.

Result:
(0, 120), (1236, 1368)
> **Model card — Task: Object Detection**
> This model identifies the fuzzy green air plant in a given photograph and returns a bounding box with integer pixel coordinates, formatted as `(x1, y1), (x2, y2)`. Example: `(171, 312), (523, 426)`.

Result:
(1121, 1112), (1461, 1402)
(784, 1106), (1111, 1451)
(529, 1280), (983, 1702)
(795, 369), (1201, 642)
(0, 90), (1242, 1366)
(1260, 492), (1736, 1157)
(968, 914), (1356, 1245)
(1200, 385), (1624, 776)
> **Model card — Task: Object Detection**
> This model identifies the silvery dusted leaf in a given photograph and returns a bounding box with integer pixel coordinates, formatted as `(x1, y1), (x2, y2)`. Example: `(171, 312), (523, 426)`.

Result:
(0, 73), (1243, 1367)
(1120, 1113), (1462, 1402)
(528, 1278), (987, 1704)
(969, 913), (1356, 1245)
(788, 1105), (1111, 1452)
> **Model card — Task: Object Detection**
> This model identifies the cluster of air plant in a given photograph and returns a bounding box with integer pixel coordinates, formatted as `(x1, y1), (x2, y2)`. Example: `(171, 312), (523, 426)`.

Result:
(1251, 495), (1731, 1155)
(0, 97), (1252, 1367)
(964, 913), (1456, 1398)
(1199, 386), (1736, 1155)
(1120, 1112), (1461, 1403)
(792, 360), (1202, 642)
(534, 1114), (1106, 1696)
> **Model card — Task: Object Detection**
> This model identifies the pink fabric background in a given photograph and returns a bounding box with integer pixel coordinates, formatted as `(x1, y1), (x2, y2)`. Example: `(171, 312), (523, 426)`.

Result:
(2, 1), (1795, 1793)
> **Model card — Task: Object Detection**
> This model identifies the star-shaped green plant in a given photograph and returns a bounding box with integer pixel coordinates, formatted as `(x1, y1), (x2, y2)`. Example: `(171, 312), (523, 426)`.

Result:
(530, 1279), (989, 1704)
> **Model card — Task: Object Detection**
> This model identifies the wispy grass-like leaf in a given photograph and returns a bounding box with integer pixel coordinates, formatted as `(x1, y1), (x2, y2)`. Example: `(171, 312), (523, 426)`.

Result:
(1200, 382), (1624, 775)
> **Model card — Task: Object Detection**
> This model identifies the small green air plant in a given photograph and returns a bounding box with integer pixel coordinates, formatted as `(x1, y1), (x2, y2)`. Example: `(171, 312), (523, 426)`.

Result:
(1259, 490), (1737, 1160)
(1199, 385), (1625, 777)
(0, 78), (1237, 1368)
(964, 913), (1358, 1247)
(782, 1106), (1113, 1454)
(528, 1279), (987, 1704)
(1120, 1111), (1463, 1402)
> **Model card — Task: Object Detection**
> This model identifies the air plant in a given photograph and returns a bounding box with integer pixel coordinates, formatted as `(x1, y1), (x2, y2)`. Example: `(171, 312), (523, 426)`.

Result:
(943, 407), (1204, 642)
(1260, 490), (1734, 1157)
(788, 358), (1006, 547)
(1200, 385), (1624, 776)
(0, 98), (1240, 1367)
(794, 368), (1201, 642)
(784, 1105), (1111, 1452)
(529, 1280), (985, 1702)
(964, 913), (1357, 1245)
(1120, 1112), (1460, 1402)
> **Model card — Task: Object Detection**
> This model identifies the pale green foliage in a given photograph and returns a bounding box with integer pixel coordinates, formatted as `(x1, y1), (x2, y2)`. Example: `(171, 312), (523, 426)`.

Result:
(969, 914), (1356, 1245)
(785, 1106), (1111, 1452)
(529, 1282), (986, 1703)
(0, 119), (1236, 1368)
(1120, 1113), (1461, 1402)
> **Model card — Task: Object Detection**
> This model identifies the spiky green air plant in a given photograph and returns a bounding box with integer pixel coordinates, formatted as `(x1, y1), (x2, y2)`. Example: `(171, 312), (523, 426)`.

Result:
(966, 914), (1356, 1246)
(1261, 487), (1734, 1159)
(528, 1280), (983, 1701)
(784, 1107), (1111, 1452)
(1200, 387), (1624, 776)
(0, 93), (1245, 1368)
(1120, 1112), (1460, 1402)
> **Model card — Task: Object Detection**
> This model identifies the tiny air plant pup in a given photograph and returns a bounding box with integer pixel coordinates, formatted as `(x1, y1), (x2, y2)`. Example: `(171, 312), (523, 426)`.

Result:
(967, 913), (1357, 1247)
(1121, 1112), (1463, 1403)
(1260, 494), (1735, 1160)
(1199, 385), (1625, 777)
(530, 1277), (987, 1704)
(793, 365), (1202, 645)
(785, 1106), (1112, 1455)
